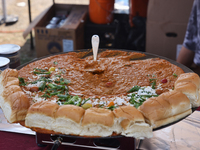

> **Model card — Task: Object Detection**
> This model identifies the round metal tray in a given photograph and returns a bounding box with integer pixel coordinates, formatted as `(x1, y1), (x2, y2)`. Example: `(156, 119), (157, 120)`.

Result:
(16, 49), (194, 138)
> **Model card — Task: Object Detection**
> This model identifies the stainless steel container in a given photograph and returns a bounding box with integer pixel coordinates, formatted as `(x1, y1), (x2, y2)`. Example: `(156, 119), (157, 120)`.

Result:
(0, 57), (10, 71)
(0, 44), (20, 69)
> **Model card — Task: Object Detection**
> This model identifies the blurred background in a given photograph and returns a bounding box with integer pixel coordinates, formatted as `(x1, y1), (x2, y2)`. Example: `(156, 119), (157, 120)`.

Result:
(0, 0), (193, 68)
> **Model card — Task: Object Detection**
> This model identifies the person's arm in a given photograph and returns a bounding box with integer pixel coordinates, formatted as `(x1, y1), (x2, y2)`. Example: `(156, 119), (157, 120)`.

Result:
(177, 46), (195, 68)
(177, 0), (198, 67)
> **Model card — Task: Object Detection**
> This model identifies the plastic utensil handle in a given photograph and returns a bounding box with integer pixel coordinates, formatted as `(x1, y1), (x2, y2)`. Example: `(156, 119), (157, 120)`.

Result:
(92, 35), (99, 61)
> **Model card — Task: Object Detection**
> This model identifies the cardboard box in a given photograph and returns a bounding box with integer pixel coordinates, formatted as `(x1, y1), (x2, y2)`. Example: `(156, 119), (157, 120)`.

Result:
(146, 0), (193, 60)
(23, 4), (88, 58)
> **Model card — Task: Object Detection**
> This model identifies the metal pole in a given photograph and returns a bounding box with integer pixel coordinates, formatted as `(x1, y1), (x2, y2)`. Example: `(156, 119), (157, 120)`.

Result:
(2, 0), (6, 23)
(28, 0), (34, 50)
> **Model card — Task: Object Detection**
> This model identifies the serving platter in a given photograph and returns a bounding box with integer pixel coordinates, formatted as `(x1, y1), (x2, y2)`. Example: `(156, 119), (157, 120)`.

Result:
(16, 49), (195, 130)
(14, 49), (196, 149)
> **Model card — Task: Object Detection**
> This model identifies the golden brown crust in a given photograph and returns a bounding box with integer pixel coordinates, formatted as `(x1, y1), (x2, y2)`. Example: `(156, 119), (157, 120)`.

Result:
(153, 109), (192, 128)
(2, 85), (22, 99)
(4, 91), (30, 123)
(159, 90), (191, 113)
(81, 107), (114, 127)
(1, 69), (19, 87)
(175, 81), (200, 107)
(175, 82), (197, 94)
(138, 97), (168, 126)
(0, 69), (29, 123)
(113, 106), (146, 130)
(175, 72), (200, 88)
(113, 106), (144, 121)
(138, 90), (192, 128)
(27, 101), (59, 117)
(55, 105), (85, 123)
(3, 77), (19, 88)
(1, 68), (18, 78)
(174, 72), (200, 108)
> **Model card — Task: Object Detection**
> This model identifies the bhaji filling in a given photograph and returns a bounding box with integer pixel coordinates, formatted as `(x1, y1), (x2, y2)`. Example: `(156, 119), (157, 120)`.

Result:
(18, 50), (184, 110)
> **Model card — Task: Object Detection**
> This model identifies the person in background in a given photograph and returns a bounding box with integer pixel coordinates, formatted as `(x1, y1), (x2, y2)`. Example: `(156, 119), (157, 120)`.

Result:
(177, 0), (200, 74)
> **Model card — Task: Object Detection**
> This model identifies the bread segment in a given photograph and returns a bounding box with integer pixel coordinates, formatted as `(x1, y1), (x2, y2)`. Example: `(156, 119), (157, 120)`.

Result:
(0, 69), (30, 123)
(3, 91), (30, 123)
(80, 107), (115, 137)
(175, 72), (200, 107)
(25, 101), (59, 130)
(175, 73), (200, 88)
(52, 105), (85, 135)
(113, 106), (152, 139)
(138, 90), (192, 129)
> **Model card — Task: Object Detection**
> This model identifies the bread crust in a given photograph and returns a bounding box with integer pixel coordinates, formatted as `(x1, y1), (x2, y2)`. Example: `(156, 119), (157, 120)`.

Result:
(3, 91), (30, 123)
(114, 105), (144, 121)
(55, 105), (85, 123)
(25, 101), (59, 131)
(0, 69), (30, 123)
(113, 106), (153, 138)
(138, 90), (192, 128)
(2, 85), (22, 99)
(159, 90), (191, 114)
(27, 101), (59, 117)
(1, 68), (18, 78)
(174, 72), (200, 107)
(81, 107), (114, 127)
(175, 72), (200, 88)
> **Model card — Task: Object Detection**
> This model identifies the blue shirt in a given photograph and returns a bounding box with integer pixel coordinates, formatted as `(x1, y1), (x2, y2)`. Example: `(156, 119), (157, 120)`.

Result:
(183, 0), (200, 65)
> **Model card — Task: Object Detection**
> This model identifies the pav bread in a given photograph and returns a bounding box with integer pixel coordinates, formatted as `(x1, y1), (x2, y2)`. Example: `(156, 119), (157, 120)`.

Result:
(113, 106), (152, 139)
(174, 72), (200, 107)
(52, 105), (85, 135)
(25, 101), (59, 131)
(175, 72), (200, 87)
(80, 107), (115, 137)
(0, 69), (30, 123)
(138, 90), (192, 129)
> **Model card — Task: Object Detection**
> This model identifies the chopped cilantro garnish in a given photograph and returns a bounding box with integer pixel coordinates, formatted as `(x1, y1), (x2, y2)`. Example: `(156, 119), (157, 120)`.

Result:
(129, 92), (158, 108)
(38, 81), (46, 91)
(124, 64), (132, 67)
(63, 95), (82, 105)
(41, 93), (51, 98)
(33, 68), (47, 72)
(127, 85), (141, 93)
(33, 71), (51, 75)
(55, 74), (61, 77)
(108, 105), (116, 110)
(173, 73), (178, 77)
(53, 61), (58, 65)
(18, 77), (27, 86)
(57, 94), (83, 106)
(57, 94), (70, 100)
(81, 98), (90, 105)
(54, 78), (70, 85)
(31, 76), (52, 84)
(149, 78), (157, 82)
(61, 78), (71, 85)
(129, 95), (146, 108)
(149, 78), (157, 89)
(33, 68), (51, 75)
